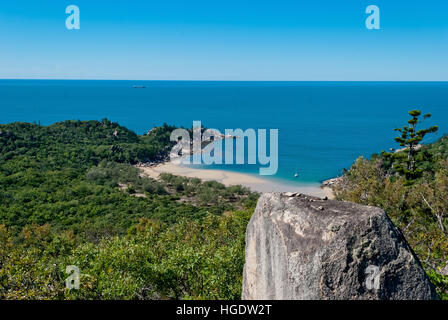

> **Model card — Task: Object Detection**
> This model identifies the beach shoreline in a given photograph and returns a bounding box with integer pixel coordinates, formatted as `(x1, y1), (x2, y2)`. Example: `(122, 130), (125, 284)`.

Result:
(137, 162), (335, 199)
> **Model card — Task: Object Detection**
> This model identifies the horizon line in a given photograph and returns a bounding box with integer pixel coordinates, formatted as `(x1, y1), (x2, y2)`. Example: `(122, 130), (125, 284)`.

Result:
(1, 79), (448, 82)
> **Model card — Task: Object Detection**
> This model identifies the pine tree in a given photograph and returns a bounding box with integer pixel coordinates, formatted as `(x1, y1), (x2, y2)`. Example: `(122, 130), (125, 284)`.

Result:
(382, 110), (438, 181)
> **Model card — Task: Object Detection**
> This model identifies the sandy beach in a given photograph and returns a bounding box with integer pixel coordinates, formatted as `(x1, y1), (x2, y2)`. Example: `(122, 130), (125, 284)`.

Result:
(138, 162), (334, 199)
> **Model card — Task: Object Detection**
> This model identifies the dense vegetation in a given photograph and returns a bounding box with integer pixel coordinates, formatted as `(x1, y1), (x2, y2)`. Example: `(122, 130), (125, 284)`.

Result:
(334, 111), (448, 299)
(0, 120), (258, 299)
(2, 114), (447, 300)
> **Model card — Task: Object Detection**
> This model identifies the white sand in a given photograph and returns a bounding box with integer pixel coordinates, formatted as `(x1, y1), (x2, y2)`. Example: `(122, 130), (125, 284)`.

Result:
(138, 162), (334, 199)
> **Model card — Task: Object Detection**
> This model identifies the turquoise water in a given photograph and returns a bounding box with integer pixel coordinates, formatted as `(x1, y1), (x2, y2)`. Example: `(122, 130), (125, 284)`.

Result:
(1, 80), (447, 185)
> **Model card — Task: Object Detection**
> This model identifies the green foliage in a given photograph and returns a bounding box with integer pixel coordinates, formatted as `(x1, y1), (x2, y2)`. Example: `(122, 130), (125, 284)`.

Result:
(336, 119), (448, 298)
(427, 269), (448, 300)
(381, 110), (438, 181)
(0, 209), (252, 300)
(0, 120), (259, 299)
(0, 120), (176, 170)
(159, 173), (258, 210)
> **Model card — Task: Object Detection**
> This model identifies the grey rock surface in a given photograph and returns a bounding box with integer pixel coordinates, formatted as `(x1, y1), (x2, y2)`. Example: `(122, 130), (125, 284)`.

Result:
(242, 193), (438, 300)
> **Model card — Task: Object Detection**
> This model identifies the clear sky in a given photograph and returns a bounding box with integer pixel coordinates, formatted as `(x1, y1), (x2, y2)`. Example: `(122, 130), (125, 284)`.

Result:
(0, 0), (447, 80)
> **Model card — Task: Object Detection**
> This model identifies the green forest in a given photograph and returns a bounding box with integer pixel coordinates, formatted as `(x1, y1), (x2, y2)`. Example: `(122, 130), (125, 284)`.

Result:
(0, 119), (257, 299)
(1, 114), (447, 299)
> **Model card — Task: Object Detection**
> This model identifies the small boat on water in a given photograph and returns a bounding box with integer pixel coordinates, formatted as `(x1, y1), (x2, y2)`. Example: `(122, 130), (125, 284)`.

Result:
(294, 172), (299, 178)
(133, 85), (146, 88)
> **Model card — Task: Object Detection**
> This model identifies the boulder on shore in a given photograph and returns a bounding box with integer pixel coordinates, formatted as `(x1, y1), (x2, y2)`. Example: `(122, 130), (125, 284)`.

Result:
(242, 193), (438, 300)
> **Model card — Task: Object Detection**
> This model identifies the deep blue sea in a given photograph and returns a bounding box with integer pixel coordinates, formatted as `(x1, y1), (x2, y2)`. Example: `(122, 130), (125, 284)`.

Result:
(1, 80), (447, 186)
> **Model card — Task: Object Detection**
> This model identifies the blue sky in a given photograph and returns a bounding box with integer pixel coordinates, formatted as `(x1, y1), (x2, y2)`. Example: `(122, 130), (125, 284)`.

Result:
(0, 0), (447, 80)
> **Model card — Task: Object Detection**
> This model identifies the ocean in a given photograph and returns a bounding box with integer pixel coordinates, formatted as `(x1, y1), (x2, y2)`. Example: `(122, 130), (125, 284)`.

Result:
(1, 80), (447, 186)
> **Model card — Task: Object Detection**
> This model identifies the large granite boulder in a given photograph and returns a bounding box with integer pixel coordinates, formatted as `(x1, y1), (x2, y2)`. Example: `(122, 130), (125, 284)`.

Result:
(242, 193), (438, 300)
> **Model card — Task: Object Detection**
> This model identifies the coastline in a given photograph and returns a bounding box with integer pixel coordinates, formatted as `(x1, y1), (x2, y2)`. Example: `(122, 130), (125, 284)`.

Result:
(138, 162), (335, 199)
